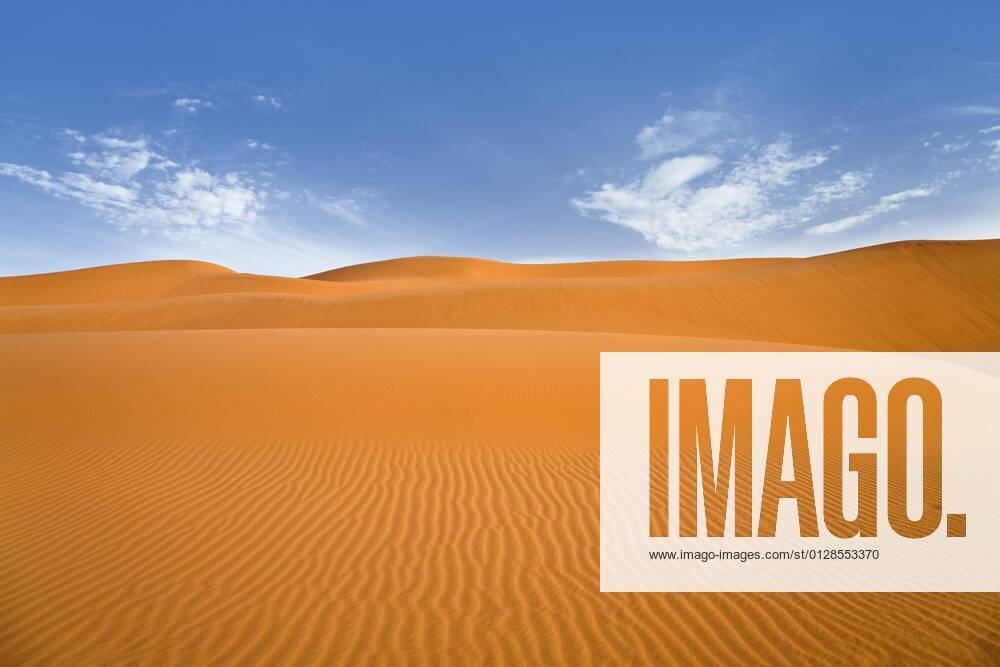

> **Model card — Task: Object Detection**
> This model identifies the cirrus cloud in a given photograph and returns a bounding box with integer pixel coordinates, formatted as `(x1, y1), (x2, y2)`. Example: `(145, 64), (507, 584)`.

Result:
(806, 186), (939, 235)
(953, 105), (1000, 116)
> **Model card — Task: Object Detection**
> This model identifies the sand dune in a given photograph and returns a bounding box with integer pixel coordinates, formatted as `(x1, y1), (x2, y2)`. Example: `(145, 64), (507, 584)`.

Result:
(307, 254), (792, 289)
(3, 240), (1000, 350)
(2, 240), (999, 664)
(0, 260), (364, 306)
(0, 254), (791, 306)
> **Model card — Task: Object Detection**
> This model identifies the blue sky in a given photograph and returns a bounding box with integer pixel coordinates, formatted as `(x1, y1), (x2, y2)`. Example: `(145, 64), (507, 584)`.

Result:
(2, 1), (999, 276)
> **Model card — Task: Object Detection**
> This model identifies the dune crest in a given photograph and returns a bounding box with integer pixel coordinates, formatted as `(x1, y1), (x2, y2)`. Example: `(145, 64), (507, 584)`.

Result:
(2, 240), (999, 350)
(306, 254), (791, 285)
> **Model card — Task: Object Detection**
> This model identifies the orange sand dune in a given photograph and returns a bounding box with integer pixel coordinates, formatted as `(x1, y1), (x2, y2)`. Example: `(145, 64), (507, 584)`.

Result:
(0, 260), (364, 306)
(307, 254), (792, 290)
(0, 254), (792, 306)
(2, 240), (999, 349)
(2, 240), (999, 665)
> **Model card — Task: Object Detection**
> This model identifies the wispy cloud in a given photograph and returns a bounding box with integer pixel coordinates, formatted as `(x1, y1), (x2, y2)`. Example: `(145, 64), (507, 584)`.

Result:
(952, 105), (1000, 116)
(941, 139), (971, 153)
(306, 190), (370, 228)
(253, 94), (282, 109)
(62, 128), (86, 143)
(636, 109), (738, 159)
(2, 130), (268, 240)
(989, 138), (1000, 170)
(119, 81), (284, 107)
(317, 198), (366, 227)
(173, 97), (213, 113)
(0, 163), (138, 211)
(806, 186), (939, 235)
(798, 170), (869, 208)
(245, 139), (273, 150)
(572, 86), (975, 252)
(978, 124), (1000, 134)
(67, 135), (169, 181)
(138, 170), (266, 236)
(573, 138), (847, 250)
(0, 118), (412, 276)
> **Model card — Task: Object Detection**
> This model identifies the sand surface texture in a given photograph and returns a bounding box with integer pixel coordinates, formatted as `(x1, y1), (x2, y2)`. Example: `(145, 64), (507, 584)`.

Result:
(2, 240), (999, 664)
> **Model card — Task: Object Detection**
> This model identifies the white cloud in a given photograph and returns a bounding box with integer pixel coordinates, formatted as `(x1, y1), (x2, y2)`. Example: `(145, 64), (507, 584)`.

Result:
(806, 186), (938, 235)
(572, 93), (975, 252)
(0, 163), (56, 191)
(942, 140), (971, 153)
(60, 172), (139, 207)
(952, 105), (1000, 116)
(0, 163), (138, 211)
(318, 198), (366, 227)
(573, 138), (834, 250)
(96, 136), (146, 150)
(173, 98), (213, 113)
(134, 169), (265, 234)
(62, 128), (86, 143)
(989, 138), (1000, 170)
(0, 121), (413, 276)
(306, 189), (369, 228)
(67, 135), (159, 181)
(253, 94), (282, 109)
(978, 125), (1000, 135)
(642, 154), (723, 193)
(636, 109), (738, 159)
(1, 131), (267, 240)
(799, 170), (869, 208)
(245, 139), (273, 150)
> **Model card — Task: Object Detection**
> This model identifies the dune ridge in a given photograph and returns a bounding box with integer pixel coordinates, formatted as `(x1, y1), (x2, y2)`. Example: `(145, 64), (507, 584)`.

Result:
(2, 240), (999, 350)
(2, 239), (999, 665)
(306, 254), (792, 287)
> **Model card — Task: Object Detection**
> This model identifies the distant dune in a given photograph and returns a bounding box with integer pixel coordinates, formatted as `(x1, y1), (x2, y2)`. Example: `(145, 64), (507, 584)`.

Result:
(2, 239), (999, 664)
(3, 240), (1000, 349)
(307, 254), (791, 287)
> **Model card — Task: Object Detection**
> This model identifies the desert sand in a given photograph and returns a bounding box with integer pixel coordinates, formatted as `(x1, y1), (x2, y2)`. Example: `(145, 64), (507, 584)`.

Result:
(2, 239), (999, 664)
